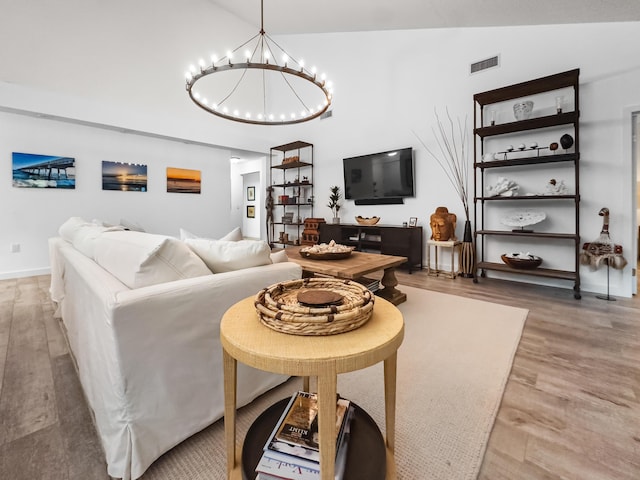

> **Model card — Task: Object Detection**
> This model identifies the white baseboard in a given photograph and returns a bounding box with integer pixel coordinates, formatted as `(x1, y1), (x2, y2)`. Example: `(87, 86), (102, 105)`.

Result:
(0, 267), (51, 280)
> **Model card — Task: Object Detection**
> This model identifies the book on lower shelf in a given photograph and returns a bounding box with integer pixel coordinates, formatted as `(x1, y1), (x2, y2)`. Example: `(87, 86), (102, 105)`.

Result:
(255, 391), (354, 480)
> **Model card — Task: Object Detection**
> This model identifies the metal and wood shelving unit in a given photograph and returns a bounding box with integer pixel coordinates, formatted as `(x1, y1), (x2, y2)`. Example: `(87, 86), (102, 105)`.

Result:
(269, 141), (314, 247)
(473, 69), (581, 298)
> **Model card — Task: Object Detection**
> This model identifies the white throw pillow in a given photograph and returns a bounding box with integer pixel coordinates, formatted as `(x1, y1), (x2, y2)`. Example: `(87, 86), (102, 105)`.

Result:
(94, 231), (211, 289)
(58, 217), (89, 242)
(120, 219), (146, 232)
(72, 223), (125, 259)
(219, 226), (243, 241)
(179, 228), (199, 240)
(185, 238), (271, 273)
(270, 250), (289, 264)
(179, 226), (242, 241)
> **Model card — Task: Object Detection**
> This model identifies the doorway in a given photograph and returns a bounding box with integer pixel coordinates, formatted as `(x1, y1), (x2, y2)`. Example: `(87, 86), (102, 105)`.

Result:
(242, 171), (261, 239)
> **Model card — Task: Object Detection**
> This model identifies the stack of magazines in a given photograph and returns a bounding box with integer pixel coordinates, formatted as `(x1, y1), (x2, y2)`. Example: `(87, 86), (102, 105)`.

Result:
(355, 277), (380, 293)
(255, 391), (355, 480)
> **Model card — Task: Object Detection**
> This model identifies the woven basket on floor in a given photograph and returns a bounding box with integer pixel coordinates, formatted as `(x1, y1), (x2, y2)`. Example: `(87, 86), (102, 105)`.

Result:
(254, 277), (375, 336)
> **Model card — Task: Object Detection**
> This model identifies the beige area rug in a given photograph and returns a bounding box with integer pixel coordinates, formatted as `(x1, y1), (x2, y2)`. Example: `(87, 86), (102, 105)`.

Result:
(140, 285), (528, 480)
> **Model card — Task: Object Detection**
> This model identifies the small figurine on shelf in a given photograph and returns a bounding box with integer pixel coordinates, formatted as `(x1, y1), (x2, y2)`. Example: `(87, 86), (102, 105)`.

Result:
(327, 186), (342, 224)
(265, 186), (274, 246)
(486, 177), (519, 197)
(543, 178), (568, 195)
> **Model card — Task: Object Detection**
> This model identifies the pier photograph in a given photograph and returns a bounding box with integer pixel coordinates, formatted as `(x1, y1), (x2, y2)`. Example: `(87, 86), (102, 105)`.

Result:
(102, 161), (148, 192)
(166, 167), (201, 194)
(12, 152), (76, 189)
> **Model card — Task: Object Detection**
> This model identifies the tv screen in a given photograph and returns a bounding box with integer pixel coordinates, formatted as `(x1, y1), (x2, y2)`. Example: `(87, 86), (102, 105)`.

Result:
(343, 147), (414, 204)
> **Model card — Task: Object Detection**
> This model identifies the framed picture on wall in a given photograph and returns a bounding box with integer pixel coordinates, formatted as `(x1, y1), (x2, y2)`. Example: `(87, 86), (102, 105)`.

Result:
(12, 152), (76, 189)
(166, 167), (201, 194)
(409, 217), (418, 227)
(247, 186), (255, 201)
(102, 160), (147, 192)
(247, 205), (255, 218)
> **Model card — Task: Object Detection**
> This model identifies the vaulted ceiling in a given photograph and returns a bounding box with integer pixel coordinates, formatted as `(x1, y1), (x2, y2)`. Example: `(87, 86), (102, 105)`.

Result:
(209, 0), (640, 34)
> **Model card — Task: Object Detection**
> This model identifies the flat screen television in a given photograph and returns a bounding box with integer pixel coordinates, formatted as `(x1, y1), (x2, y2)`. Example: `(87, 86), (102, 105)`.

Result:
(343, 147), (414, 205)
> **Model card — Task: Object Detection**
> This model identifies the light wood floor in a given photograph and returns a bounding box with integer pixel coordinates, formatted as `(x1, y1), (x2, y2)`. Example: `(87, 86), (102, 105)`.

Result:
(0, 270), (638, 479)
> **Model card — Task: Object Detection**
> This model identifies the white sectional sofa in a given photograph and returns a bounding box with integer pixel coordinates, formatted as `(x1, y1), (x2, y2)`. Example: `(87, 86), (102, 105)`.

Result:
(49, 219), (301, 479)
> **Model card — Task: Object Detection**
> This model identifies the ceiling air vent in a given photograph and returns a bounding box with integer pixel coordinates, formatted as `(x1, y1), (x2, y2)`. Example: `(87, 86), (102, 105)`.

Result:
(320, 110), (333, 120)
(470, 55), (500, 75)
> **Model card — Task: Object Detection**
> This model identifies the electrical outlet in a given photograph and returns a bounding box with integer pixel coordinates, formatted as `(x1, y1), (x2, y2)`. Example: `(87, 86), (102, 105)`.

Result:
(10, 243), (20, 253)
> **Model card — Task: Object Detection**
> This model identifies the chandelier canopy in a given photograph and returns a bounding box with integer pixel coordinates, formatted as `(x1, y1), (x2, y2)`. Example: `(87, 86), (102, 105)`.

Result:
(185, 0), (333, 126)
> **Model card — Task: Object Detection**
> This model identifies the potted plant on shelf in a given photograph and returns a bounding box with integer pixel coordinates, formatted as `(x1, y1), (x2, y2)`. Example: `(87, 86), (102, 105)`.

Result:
(413, 109), (474, 277)
(327, 185), (342, 224)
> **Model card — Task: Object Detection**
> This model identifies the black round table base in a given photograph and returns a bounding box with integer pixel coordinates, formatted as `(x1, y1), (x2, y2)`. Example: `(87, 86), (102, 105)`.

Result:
(242, 397), (386, 480)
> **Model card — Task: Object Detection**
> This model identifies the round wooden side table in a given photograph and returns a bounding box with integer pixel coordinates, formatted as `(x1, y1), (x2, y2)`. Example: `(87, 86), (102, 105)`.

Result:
(220, 295), (405, 480)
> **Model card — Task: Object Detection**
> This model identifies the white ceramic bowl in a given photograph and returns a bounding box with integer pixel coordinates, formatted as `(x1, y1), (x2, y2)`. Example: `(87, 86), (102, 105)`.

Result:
(513, 100), (534, 120)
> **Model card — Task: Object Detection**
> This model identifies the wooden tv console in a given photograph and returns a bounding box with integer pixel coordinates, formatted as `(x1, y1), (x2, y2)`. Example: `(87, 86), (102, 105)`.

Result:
(319, 223), (423, 273)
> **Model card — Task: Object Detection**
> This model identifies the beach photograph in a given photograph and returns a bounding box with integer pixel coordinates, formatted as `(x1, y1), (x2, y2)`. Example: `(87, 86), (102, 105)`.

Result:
(12, 152), (76, 189)
(102, 161), (148, 192)
(166, 167), (201, 194)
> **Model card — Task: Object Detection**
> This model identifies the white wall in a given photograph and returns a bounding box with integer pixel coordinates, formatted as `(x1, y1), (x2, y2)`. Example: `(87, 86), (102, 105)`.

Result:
(0, 111), (234, 279)
(1, 5), (638, 296)
(270, 22), (640, 297)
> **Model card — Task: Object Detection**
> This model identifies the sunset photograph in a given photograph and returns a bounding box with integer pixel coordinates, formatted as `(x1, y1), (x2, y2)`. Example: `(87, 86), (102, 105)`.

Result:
(166, 167), (201, 194)
(102, 160), (148, 192)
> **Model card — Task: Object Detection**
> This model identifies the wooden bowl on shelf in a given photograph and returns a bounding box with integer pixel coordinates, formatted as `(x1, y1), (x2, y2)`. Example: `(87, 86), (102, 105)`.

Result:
(501, 253), (542, 270)
(355, 216), (381, 226)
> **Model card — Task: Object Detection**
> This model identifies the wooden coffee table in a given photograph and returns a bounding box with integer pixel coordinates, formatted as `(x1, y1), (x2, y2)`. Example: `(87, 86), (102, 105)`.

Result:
(285, 246), (408, 305)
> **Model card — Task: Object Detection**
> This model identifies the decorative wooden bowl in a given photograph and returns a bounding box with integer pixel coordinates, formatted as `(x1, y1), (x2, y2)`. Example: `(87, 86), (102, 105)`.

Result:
(299, 250), (353, 260)
(501, 253), (542, 269)
(355, 216), (381, 226)
(299, 243), (354, 260)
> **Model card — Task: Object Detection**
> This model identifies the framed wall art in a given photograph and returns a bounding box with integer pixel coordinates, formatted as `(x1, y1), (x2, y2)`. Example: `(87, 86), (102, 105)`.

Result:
(12, 152), (76, 189)
(102, 161), (147, 192)
(247, 186), (255, 201)
(246, 205), (256, 218)
(167, 167), (201, 194)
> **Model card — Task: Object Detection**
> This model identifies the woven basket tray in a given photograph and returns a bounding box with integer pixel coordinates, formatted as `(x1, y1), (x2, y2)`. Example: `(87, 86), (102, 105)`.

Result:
(254, 278), (375, 336)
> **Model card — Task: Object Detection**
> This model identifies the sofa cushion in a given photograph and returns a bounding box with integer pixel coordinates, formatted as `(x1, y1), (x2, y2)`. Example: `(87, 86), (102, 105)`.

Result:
(184, 238), (271, 273)
(94, 231), (211, 289)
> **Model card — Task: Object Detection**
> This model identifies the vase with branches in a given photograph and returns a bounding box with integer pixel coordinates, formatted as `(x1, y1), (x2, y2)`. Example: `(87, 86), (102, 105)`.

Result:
(413, 109), (474, 277)
(327, 185), (342, 223)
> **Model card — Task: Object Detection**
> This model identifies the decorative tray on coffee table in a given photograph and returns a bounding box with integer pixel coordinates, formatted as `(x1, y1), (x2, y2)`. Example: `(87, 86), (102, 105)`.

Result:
(299, 241), (354, 260)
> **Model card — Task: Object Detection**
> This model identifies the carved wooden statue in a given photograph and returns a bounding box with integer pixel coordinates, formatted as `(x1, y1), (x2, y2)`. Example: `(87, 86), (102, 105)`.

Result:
(430, 206), (457, 242)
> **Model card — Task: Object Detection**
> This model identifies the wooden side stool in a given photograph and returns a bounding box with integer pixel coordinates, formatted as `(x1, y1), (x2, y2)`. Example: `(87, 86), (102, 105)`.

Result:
(427, 239), (461, 279)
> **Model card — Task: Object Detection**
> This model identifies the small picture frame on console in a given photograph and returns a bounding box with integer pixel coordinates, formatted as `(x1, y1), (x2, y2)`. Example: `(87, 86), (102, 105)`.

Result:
(408, 217), (418, 227)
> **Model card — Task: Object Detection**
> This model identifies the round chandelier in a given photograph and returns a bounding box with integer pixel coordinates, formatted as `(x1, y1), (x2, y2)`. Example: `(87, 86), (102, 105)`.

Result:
(185, 0), (333, 126)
